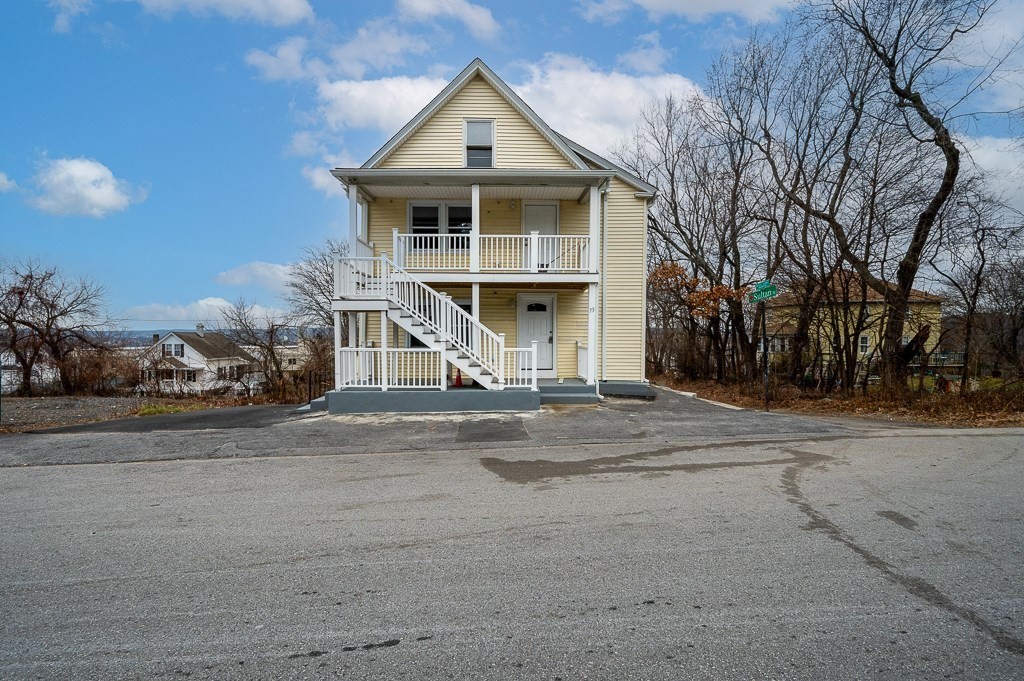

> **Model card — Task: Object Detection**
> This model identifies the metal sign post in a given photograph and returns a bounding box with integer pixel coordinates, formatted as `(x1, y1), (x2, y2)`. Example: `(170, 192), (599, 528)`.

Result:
(749, 281), (779, 412)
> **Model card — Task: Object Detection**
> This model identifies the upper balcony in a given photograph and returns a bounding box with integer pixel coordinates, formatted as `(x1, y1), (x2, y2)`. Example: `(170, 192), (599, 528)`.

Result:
(334, 168), (614, 283)
(391, 230), (592, 274)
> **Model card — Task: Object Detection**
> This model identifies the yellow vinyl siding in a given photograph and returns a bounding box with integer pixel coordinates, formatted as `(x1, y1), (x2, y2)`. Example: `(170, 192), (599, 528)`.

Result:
(556, 290), (588, 379)
(379, 77), (574, 169)
(601, 177), (647, 381)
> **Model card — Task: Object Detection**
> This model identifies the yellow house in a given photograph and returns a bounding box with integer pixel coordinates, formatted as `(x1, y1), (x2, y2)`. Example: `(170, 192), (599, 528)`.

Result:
(767, 272), (943, 370)
(327, 59), (656, 412)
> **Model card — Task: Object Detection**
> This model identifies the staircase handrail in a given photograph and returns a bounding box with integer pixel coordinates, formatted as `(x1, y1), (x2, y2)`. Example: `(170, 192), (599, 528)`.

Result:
(380, 255), (505, 383)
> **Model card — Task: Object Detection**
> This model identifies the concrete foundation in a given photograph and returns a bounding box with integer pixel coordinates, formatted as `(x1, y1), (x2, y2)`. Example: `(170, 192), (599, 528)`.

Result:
(599, 381), (657, 400)
(326, 388), (541, 414)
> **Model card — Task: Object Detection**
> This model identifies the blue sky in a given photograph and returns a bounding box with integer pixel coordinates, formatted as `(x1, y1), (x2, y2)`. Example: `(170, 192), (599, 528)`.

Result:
(2, 0), (1022, 329)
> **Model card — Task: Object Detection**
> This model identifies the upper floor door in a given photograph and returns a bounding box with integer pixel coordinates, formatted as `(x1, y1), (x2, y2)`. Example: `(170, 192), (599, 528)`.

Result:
(522, 203), (558, 236)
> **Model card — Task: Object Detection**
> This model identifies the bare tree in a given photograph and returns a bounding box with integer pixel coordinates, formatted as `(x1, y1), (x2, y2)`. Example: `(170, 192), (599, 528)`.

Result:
(286, 239), (348, 330)
(764, 0), (1017, 393)
(220, 299), (294, 400)
(0, 259), (110, 394)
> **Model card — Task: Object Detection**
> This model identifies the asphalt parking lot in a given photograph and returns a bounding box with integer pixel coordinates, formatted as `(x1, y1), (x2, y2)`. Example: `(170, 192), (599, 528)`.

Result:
(1, 389), (1022, 680)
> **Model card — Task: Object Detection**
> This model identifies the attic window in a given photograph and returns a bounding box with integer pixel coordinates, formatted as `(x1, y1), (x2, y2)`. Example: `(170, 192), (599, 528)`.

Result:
(465, 119), (493, 168)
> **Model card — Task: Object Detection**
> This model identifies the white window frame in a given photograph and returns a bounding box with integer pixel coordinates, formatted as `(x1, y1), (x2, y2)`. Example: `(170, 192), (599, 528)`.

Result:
(859, 335), (870, 355)
(407, 201), (473, 252)
(463, 118), (495, 168)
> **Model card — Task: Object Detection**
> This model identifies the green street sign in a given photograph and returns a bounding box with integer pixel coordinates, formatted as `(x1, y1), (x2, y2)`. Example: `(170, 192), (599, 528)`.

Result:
(754, 280), (772, 291)
(749, 284), (778, 303)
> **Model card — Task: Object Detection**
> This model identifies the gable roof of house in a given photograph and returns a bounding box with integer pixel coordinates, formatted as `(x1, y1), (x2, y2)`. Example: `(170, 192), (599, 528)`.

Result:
(157, 331), (255, 362)
(363, 58), (588, 171)
(352, 58), (657, 200)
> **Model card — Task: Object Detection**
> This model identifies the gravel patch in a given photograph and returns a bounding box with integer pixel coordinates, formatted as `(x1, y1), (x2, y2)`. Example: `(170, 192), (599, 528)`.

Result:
(0, 396), (154, 433)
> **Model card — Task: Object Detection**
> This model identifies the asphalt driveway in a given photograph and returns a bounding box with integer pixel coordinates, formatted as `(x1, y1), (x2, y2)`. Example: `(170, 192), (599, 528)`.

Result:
(0, 389), (847, 467)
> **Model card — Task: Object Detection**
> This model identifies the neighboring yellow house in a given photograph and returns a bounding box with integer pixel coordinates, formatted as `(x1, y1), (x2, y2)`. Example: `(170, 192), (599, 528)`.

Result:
(327, 59), (655, 412)
(767, 271), (943, 365)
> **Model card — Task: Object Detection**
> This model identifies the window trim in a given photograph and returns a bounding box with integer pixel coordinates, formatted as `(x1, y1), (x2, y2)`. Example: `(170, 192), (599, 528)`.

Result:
(463, 118), (495, 168)
(406, 201), (473, 236)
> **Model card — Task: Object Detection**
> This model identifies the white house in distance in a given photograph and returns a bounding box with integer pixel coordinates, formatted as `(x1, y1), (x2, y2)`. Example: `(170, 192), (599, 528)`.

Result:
(139, 324), (257, 395)
(326, 58), (656, 413)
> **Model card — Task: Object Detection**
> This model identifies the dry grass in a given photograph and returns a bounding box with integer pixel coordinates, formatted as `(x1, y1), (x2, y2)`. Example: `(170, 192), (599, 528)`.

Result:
(653, 374), (1024, 427)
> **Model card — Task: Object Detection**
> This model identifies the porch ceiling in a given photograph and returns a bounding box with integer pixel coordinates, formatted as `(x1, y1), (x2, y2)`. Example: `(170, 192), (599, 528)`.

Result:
(332, 168), (614, 202)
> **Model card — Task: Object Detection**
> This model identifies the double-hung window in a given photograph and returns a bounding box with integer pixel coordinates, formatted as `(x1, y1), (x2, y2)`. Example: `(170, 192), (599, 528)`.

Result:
(409, 203), (472, 250)
(162, 343), (184, 358)
(465, 119), (494, 168)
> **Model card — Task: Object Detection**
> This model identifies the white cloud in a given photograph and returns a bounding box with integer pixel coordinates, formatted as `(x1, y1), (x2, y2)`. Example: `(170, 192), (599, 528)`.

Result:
(963, 135), (1024, 212)
(0, 172), (16, 193)
(397, 0), (500, 40)
(124, 297), (287, 324)
(49, 0), (91, 33)
(30, 157), (147, 218)
(286, 130), (325, 157)
(301, 165), (347, 197)
(135, 0), (313, 25)
(578, 0), (790, 23)
(513, 54), (700, 155)
(245, 36), (324, 81)
(617, 31), (671, 73)
(216, 261), (293, 292)
(299, 149), (359, 196)
(329, 19), (433, 79)
(316, 75), (448, 132)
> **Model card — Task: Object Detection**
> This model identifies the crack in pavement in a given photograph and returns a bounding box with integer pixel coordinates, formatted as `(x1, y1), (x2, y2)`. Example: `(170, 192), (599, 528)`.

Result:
(780, 449), (1024, 657)
(480, 440), (833, 484)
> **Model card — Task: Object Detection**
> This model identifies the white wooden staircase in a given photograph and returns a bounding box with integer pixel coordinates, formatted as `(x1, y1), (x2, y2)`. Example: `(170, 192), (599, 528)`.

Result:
(335, 254), (537, 391)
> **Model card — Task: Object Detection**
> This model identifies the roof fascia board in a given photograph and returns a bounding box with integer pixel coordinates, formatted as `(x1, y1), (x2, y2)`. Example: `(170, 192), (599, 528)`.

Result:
(556, 133), (658, 195)
(331, 168), (614, 186)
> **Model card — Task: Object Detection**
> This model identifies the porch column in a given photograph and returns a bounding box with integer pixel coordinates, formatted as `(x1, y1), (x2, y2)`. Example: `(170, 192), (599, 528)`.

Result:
(470, 183), (480, 272)
(333, 311), (342, 391)
(588, 184), (600, 273)
(587, 283), (598, 385)
(348, 183), (359, 246)
(471, 284), (480, 321)
(380, 312), (389, 391)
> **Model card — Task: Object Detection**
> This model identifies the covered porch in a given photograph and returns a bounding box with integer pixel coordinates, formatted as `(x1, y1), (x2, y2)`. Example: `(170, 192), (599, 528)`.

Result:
(333, 168), (611, 276)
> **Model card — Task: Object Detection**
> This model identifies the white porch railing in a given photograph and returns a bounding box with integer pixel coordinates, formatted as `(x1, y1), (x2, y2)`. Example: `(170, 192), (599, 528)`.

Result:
(393, 233), (470, 270)
(337, 348), (445, 390)
(334, 256), (387, 299)
(576, 340), (588, 381)
(334, 255), (541, 391)
(391, 231), (592, 273)
(503, 341), (540, 390)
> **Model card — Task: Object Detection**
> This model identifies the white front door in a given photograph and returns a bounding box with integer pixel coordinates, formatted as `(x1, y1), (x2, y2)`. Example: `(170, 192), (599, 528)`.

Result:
(518, 294), (555, 375)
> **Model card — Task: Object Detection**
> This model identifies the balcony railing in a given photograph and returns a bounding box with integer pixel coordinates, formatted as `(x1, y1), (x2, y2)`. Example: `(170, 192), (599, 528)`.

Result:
(392, 230), (592, 273)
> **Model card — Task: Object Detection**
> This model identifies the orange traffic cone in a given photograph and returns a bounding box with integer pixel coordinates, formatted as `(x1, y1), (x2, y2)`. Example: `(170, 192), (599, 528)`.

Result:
(454, 368), (463, 387)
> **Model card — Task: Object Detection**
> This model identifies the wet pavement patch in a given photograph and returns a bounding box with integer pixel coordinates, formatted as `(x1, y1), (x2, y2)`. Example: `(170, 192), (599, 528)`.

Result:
(287, 650), (328, 659)
(877, 510), (918, 530)
(457, 418), (530, 443)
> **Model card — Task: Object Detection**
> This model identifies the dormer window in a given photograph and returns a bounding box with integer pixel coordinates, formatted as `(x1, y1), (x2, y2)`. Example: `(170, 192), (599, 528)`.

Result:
(465, 119), (494, 168)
